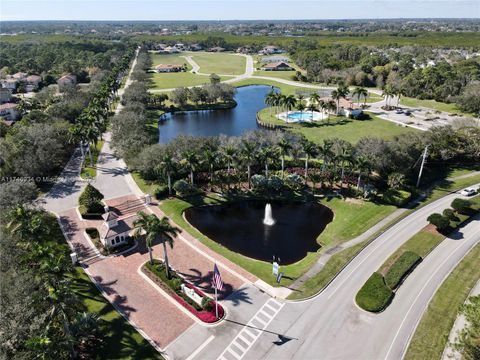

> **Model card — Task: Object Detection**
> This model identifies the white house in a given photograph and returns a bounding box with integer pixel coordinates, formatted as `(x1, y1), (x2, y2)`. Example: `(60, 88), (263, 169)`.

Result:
(259, 45), (285, 55)
(99, 211), (135, 249)
(155, 64), (184, 73)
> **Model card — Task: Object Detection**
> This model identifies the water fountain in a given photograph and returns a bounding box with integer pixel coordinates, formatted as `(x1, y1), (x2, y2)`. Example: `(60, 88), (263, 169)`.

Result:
(263, 203), (276, 226)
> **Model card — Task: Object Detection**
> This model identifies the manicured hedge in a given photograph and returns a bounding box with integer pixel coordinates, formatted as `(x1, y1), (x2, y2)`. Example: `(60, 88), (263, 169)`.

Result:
(356, 272), (394, 312)
(385, 251), (422, 290)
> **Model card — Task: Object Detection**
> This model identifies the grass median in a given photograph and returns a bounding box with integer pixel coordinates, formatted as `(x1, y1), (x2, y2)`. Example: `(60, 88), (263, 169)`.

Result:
(80, 140), (104, 179)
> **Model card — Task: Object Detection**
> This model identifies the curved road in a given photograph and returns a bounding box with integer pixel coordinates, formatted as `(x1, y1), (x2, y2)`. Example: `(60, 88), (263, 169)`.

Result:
(186, 187), (480, 360)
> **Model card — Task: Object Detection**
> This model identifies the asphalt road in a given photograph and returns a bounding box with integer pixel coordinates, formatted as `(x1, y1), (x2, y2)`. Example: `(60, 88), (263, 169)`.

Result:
(191, 187), (480, 360)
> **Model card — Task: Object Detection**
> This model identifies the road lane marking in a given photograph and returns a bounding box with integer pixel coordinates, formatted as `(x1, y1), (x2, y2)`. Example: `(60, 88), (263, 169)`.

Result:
(186, 335), (215, 360)
(217, 298), (285, 360)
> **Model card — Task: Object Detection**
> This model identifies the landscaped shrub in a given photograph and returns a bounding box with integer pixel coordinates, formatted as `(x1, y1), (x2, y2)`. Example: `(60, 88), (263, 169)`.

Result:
(442, 208), (459, 222)
(451, 198), (473, 215)
(384, 251), (422, 290)
(201, 297), (213, 311)
(79, 184), (104, 216)
(427, 213), (450, 232)
(267, 175), (284, 191)
(285, 174), (303, 190)
(356, 272), (394, 312)
(173, 180), (199, 197)
(382, 189), (412, 206)
(154, 185), (169, 199)
(251, 174), (267, 189)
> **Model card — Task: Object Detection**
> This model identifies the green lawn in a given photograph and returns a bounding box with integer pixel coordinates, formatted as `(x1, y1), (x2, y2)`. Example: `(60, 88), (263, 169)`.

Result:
(190, 52), (246, 75)
(80, 140), (104, 179)
(405, 244), (480, 360)
(258, 109), (419, 143)
(379, 228), (444, 275)
(232, 77), (310, 95)
(150, 52), (191, 69)
(150, 72), (231, 90)
(253, 70), (298, 80)
(69, 267), (163, 359)
(159, 194), (397, 287)
(400, 97), (460, 114)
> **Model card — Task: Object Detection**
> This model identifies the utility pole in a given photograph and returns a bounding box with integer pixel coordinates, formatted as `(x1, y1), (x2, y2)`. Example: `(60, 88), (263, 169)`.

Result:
(416, 145), (429, 188)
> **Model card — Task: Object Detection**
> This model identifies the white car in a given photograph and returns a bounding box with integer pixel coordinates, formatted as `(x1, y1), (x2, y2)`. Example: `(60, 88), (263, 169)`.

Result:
(460, 188), (476, 197)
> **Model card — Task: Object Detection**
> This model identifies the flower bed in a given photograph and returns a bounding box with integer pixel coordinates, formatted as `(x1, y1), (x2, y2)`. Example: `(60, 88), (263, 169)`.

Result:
(143, 260), (224, 323)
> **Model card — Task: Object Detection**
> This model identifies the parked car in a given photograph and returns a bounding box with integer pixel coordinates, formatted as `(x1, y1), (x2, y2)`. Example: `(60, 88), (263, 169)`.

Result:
(395, 109), (404, 114)
(460, 188), (476, 196)
(404, 110), (411, 116)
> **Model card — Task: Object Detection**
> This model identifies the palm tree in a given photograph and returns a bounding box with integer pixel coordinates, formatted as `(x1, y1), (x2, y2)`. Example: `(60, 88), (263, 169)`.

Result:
(182, 150), (197, 185)
(355, 156), (370, 189)
(307, 103), (317, 120)
(331, 85), (349, 115)
(383, 85), (394, 107)
(318, 140), (333, 171)
(302, 140), (318, 180)
(277, 137), (292, 178)
(352, 87), (368, 107)
(296, 101), (306, 117)
(241, 140), (257, 189)
(273, 92), (283, 113)
(282, 94), (297, 117)
(202, 148), (217, 184)
(310, 92), (321, 109)
(259, 146), (277, 177)
(265, 90), (276, 116)
(133, 211), (180, 278)
(157, 154), (176, 195)
(221, 145), (236, 174)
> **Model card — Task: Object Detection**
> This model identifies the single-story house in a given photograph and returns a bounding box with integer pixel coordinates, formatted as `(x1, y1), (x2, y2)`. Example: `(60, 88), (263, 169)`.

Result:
(161, 46), (180, 54)
(261, 61), (294, 71)
(26, 75), (42, 92)
(57, 74), (77, 87)
(0, 88), (12, 103)
(155, 64), (184, 73)
(189, 43), (203, 51)
(236, 46), (254, 54)
(261, 55), (290, 63)
(259, 45), (285, 55)
(208, 46), (226, 52)
(0, 103), (20, 121)
(99, 211), (136, 249)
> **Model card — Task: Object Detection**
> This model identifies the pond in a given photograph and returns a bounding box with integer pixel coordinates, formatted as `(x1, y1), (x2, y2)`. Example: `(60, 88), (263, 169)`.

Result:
(184, 201), (334, 265)
(158, 85), (276, 143)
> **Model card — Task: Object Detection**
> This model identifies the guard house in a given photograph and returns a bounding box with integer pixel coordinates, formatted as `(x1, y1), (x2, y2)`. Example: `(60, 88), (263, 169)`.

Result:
(99, 210), (133, 248)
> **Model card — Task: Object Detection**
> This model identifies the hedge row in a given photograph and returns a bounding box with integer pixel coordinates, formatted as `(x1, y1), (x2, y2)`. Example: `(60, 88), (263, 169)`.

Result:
(385, 251), (422, 289)
(355, 272), (394, 312)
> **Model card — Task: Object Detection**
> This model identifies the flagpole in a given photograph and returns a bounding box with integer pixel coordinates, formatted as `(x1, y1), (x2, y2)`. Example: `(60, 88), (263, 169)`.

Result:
(214, 286), (218, 318)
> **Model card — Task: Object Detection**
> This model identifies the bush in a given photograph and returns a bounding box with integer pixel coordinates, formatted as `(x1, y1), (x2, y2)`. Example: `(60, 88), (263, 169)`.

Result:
(442, 208), (459, 221)
(451, 198), (473, 215)
(79, 204), (104, 219)
(285, 174), (303, 191)
(382, 189), (412, 207)
(267, 175), (284, 191)
(79, 184), (104, 213)
(251, 174), (267, 189)
(173, 180), (198, 196)
(427, 213), (450, 231)
(201, 297), (213, 311)
(154, 185), (169, 199)
(356, 272), (394, 312)
(384, 251), (422, 289)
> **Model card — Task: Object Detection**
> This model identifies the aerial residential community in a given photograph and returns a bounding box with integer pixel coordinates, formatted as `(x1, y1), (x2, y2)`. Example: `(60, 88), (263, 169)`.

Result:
(0, 1), (479, 359)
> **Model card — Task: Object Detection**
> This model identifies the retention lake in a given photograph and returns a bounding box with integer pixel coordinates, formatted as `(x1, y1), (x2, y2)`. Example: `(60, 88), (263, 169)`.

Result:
(158, 85), (275, 143)
(184, 201), (334, 264)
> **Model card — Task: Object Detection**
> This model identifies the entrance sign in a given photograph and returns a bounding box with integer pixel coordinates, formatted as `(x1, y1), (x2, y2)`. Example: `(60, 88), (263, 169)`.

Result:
(272, 261), (279, 276)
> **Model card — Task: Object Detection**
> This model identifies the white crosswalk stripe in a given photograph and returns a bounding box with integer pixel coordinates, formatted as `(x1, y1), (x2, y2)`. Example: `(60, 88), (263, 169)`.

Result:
(217, 298), (284, 360)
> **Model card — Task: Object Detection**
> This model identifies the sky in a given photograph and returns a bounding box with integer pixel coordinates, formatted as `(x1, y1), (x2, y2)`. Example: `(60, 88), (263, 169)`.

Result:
(0, 0), (479, 21)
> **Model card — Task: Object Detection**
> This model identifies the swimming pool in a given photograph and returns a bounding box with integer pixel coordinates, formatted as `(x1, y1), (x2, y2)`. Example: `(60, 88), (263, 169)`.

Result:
(277, 111), (328, 123)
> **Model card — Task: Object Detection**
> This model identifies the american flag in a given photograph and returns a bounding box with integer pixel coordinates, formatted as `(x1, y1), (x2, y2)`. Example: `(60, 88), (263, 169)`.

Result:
(212, 263), (224, 290)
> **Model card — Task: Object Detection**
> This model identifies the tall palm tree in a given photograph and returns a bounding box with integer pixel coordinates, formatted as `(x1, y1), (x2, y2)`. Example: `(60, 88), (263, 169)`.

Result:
(202, 148), (217, 184)
(273, 92), (283, 113)
(182, 150), (197, 185)
(383, 85), (394, 107)
(331, 85), (349, 115)
(133, 211), (180, 278)
(222, 145), (236, 174)
(282, 94), (297, 117)
(296, 101), (306, 117)
(307, 103), (317, 120)
(302, 140), (318, 180)
(355, 156), (370, 189)
(241, 140), (257, 189)
(157, 154), (176, 195)
(310, 92), (321, 109)
(277, 137), (292, 178)
(265, 90), (276, 116)
(259, 146), (277, 177)
(352, 87), (368, 107)
(318, 140), (333, 171)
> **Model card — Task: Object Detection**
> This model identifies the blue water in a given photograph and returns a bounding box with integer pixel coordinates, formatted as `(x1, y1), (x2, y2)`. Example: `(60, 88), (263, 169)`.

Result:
(158, 85), (277, 143)
(287, 111), (314, 121)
